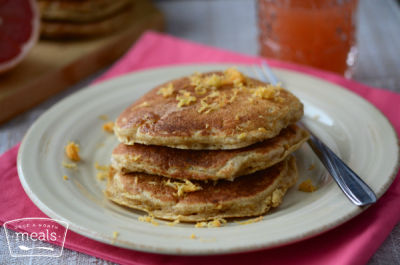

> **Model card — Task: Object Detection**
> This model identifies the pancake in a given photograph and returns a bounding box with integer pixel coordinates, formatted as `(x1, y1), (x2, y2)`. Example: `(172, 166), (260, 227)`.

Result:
(105, 156), (298, 222)
(38, 0), (132, 22)
(114, 68), (304, 150)
(40, 3), (134, 38)
(112, 124), (309, 181)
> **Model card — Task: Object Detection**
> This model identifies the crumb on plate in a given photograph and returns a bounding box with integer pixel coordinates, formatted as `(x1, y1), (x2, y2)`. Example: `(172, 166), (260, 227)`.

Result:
(99, 115), (109, 121)
(103, 121), (114, 133)
(95, 162), (112, 181)
(195, 218), (227, 228)
(138, 214), (159, 226)
(65, 141), (80, 161)
(95, 162), (109, 171)
(235, 216), (263, 225)
(62, 161), (77, 169)
(96, 172), (107, 181)
(112, 231), (119, 243)
(298, 179), (318, 192)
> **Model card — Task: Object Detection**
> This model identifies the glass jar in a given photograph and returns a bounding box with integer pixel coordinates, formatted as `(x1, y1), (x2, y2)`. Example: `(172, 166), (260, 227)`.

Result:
(258, 0), (358, 77)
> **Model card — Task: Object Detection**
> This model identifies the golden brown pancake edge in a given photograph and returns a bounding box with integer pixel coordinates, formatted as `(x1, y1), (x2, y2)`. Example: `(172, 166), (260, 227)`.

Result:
(105, 156), (298, 222)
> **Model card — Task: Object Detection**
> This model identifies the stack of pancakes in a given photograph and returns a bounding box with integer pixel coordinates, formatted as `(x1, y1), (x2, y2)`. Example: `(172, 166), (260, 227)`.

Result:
(38, 0), (134, 38)
(106, 68), (309, 222)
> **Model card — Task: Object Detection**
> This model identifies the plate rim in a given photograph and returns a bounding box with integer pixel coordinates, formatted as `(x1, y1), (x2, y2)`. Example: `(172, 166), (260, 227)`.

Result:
(17, 63), (400, 255)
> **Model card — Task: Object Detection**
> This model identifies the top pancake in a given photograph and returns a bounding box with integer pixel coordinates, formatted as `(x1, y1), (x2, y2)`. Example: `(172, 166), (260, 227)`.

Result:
(115, 68), (304, 149)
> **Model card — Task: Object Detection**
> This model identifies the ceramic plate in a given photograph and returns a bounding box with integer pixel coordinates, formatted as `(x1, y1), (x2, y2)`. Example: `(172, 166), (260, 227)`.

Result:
(17, 64), (399, 255)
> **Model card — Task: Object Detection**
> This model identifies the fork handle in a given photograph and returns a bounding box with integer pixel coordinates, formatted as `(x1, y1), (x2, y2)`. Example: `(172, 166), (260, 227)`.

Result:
(307, 133), (377, 206)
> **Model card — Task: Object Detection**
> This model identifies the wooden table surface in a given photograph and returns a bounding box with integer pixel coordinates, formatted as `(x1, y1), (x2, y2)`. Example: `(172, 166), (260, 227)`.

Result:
(1, 0), (399, 264)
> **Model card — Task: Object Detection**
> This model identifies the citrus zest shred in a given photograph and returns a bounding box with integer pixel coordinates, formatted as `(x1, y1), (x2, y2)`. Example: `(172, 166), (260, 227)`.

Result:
(157, 83), (174, 97)
(176, 90), (197, 108)
(190, 72), (208, 95)
(164, 179), (202, 197)
(250, 85), (278, 100)
(203, 74), (222, 88)
(228, 88), (240, 103)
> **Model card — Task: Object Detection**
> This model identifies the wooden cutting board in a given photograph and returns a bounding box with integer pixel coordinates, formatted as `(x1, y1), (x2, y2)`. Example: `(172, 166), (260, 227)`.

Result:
(0, 0), (164, 124)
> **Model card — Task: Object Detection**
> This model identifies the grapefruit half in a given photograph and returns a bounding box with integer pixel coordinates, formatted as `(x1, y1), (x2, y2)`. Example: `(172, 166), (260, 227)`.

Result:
(0, 0), (40, 74)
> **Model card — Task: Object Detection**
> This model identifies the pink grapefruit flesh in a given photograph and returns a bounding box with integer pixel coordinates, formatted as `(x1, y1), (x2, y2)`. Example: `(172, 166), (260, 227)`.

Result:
(0, 0), (40, 73)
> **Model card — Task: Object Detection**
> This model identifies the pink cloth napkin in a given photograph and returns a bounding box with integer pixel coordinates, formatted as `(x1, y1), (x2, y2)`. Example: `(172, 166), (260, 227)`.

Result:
(1, 31), (400, 265)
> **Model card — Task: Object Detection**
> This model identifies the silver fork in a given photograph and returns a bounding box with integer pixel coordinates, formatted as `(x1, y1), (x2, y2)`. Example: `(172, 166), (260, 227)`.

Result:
(254, 61), (377, 206)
